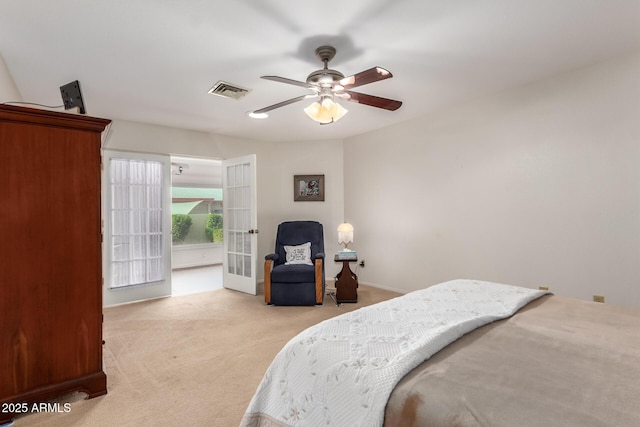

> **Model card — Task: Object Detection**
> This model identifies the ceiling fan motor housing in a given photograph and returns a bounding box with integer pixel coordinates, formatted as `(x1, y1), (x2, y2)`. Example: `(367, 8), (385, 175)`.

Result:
(306, 45), (344, 86)
(306, 68), (344, 86)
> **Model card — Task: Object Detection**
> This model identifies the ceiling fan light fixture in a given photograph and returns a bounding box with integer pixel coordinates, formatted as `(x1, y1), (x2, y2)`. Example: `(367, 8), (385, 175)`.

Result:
(304, 98), (348, 124)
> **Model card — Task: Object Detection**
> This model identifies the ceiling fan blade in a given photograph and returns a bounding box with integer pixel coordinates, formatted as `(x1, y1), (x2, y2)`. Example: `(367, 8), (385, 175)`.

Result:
(339, 67), (393, 89)
(343, 91), (402, 111)
(252, 94), (317, 114)
(261, 76), (316, 89)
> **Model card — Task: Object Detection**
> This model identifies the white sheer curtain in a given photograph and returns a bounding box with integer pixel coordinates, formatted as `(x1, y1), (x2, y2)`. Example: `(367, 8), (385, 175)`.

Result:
(110, 158), (164, 288)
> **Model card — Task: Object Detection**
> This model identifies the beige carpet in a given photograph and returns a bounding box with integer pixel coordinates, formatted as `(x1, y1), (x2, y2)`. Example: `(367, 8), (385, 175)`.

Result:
(14, 285), (399, 427)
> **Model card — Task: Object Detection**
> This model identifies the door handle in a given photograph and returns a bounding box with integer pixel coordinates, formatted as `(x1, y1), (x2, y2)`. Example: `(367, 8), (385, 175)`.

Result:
(248, 229), (259, 234)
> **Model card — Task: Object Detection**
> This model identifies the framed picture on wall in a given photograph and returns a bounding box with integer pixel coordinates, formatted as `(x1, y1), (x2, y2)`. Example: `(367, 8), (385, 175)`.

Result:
(294, 174), (325, 201)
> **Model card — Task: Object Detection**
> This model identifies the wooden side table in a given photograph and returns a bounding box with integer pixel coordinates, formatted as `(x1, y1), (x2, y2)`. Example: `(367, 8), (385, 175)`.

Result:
(335, 255), (358, 303)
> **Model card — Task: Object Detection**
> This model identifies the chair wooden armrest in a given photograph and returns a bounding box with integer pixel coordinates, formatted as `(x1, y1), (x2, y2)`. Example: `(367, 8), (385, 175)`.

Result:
(315, 258), (323, 304)
(264, 258), (273, 304)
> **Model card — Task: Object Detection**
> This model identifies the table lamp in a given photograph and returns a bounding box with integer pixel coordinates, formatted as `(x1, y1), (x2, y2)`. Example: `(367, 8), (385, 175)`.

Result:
(337, 222), (354, 251)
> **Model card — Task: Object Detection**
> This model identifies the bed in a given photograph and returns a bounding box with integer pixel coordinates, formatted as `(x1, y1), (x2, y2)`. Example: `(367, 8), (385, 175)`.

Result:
(240, 279), (640, 427)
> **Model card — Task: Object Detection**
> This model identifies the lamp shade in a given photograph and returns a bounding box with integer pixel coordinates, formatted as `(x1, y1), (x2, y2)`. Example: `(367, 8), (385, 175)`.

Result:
(304, 98), (348, 124)
(337, 222), (354, 249)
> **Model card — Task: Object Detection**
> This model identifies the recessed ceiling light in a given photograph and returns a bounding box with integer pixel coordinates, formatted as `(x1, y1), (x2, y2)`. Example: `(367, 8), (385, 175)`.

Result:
(247, 111), (268, 119)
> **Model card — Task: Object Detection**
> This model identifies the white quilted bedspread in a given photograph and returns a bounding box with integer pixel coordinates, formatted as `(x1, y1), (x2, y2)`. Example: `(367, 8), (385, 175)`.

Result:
(241, 279), (548, 427)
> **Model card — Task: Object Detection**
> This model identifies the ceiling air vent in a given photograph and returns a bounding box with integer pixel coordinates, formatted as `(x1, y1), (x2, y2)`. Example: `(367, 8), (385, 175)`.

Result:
(207, 81), (251, 100)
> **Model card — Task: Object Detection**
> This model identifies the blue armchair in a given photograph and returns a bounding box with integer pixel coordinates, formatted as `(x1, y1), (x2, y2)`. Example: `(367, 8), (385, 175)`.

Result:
(264, 221), (325, 305)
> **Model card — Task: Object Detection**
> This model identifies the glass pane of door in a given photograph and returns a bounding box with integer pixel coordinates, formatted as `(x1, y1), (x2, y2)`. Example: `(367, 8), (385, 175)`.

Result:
(222, 155), (257, 294)
(103, 151), (172, 306)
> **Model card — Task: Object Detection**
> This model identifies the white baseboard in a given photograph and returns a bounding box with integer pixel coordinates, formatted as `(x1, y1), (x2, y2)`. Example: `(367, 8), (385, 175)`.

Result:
(357, 280), (407, 294)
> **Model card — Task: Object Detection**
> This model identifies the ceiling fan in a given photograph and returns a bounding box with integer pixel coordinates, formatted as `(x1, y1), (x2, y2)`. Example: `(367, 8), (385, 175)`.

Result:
(250, 46), (402, 125)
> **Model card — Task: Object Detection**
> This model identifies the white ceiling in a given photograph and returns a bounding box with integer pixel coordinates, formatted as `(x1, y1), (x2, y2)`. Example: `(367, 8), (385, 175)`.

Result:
(171, 156), (222, 187)
(1, 1), (639, 142)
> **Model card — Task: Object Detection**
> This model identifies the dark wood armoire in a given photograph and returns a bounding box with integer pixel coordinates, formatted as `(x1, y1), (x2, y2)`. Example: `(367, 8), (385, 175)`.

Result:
(0, 104), (111, 423)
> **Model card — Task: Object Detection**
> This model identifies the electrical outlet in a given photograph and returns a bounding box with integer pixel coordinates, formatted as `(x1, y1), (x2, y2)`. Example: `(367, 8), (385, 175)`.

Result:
(359, 260), (365, 267)
(539, 286), (549, 291)
(593, 295), (605, 303)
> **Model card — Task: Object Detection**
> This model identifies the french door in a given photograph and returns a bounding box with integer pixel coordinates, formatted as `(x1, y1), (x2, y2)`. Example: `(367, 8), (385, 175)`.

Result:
(222, 154), (257, 295)
(102, 150), (172, 306)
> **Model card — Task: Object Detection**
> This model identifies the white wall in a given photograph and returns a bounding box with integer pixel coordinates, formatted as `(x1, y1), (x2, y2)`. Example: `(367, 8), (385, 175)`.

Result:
(172, 244), (222, 269)
(211, 136), (346, 281)
(248, 139), (346, 282)
(344, 49), (640, 307)
(104, 119), (220, 157)
(0, 52), (22, 102)
(105, 119), (345, 282)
